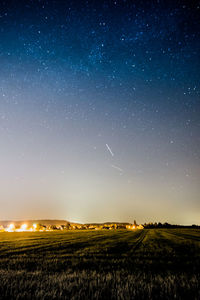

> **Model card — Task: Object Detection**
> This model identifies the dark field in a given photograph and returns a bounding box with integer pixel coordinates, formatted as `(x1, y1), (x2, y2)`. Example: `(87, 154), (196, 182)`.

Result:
(0, 229), (199, 299)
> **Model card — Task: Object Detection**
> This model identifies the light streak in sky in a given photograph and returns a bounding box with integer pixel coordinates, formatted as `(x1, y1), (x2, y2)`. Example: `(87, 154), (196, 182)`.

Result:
(106, 144), (114, 157)
(111, 165), (123, 172)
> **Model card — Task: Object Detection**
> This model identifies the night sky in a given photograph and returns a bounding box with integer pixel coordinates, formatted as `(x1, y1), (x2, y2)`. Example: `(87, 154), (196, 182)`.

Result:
(0, 0), (199, 224)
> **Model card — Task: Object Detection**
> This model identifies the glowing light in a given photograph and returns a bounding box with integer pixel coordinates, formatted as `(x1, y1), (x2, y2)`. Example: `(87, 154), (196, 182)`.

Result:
(6, 223), (15, 232)
(126, 224), (137, 230)
(9, 223), (15, 230)
(2, 222), (47, 232)
(20, 223), (27, 231)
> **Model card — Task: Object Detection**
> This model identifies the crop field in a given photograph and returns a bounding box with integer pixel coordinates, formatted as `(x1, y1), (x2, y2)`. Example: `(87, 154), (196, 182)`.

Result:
(0, 229), (199, 299)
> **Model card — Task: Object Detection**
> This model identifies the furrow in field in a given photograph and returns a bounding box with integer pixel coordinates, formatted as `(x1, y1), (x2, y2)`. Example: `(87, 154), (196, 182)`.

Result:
(163, 229), (200, 242)
(129, 229), (148, 252)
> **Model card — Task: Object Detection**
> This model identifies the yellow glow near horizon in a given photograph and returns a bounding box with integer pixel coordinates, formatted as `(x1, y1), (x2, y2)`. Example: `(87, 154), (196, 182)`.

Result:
(6, 223), (15, 232)
(9, 223), (15, 229)
(20, 223), (27, 231)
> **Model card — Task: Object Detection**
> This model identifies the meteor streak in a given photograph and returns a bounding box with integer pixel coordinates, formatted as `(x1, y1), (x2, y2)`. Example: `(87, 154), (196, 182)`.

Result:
(106, 144), (114, 157)
(111, 165), (123, 172)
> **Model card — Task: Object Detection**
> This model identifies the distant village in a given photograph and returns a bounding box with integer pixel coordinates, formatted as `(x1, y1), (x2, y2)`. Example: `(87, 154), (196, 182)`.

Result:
(0, 221), (198, 232)
(0, 221), (144, 232)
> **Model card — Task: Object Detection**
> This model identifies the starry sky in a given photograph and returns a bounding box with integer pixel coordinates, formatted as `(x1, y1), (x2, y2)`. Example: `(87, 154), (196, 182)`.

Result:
(0, 0), (199, 224)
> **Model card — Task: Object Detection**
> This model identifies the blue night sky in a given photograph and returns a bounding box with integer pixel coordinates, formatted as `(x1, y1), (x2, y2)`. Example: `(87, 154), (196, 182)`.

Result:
(0, 0), (199, 224)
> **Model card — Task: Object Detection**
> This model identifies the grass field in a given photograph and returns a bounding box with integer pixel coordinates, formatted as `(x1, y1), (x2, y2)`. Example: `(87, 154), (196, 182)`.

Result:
(0, 229), (199, 299)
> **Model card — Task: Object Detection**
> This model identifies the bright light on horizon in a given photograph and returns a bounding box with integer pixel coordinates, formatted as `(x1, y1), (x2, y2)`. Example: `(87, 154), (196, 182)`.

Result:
(5, 223), (15, 232)
(20, 223), (27, 231)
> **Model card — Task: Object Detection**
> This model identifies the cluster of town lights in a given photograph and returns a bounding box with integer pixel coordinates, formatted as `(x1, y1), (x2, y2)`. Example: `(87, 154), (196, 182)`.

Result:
(5, 223), (39, 232)
(0, 223), (143, 232)
(127, 225), (136, 230)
